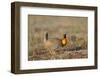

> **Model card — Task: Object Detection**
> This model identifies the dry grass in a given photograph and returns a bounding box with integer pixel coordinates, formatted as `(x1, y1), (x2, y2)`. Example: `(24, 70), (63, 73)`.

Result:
(28, 39), (87, 60)
(28, 15), (88, 61)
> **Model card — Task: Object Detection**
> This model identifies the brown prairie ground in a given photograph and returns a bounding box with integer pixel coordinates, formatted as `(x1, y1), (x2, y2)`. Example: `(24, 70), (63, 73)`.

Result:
(28, 15), (88, 61)
(29, 50), (87, 60)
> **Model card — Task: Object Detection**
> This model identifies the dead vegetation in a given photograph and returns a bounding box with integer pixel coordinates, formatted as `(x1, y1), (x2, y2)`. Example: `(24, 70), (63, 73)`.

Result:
(28, 36), (88, 61)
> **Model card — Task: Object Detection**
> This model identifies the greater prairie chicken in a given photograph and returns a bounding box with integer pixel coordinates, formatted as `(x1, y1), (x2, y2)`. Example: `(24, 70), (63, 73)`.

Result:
(61, 34), (68, 47)
(44, 32), (61, 50)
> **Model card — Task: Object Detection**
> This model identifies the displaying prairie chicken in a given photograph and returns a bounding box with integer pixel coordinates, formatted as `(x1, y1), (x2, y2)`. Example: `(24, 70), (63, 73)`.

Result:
(61, 34), (69, 47)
